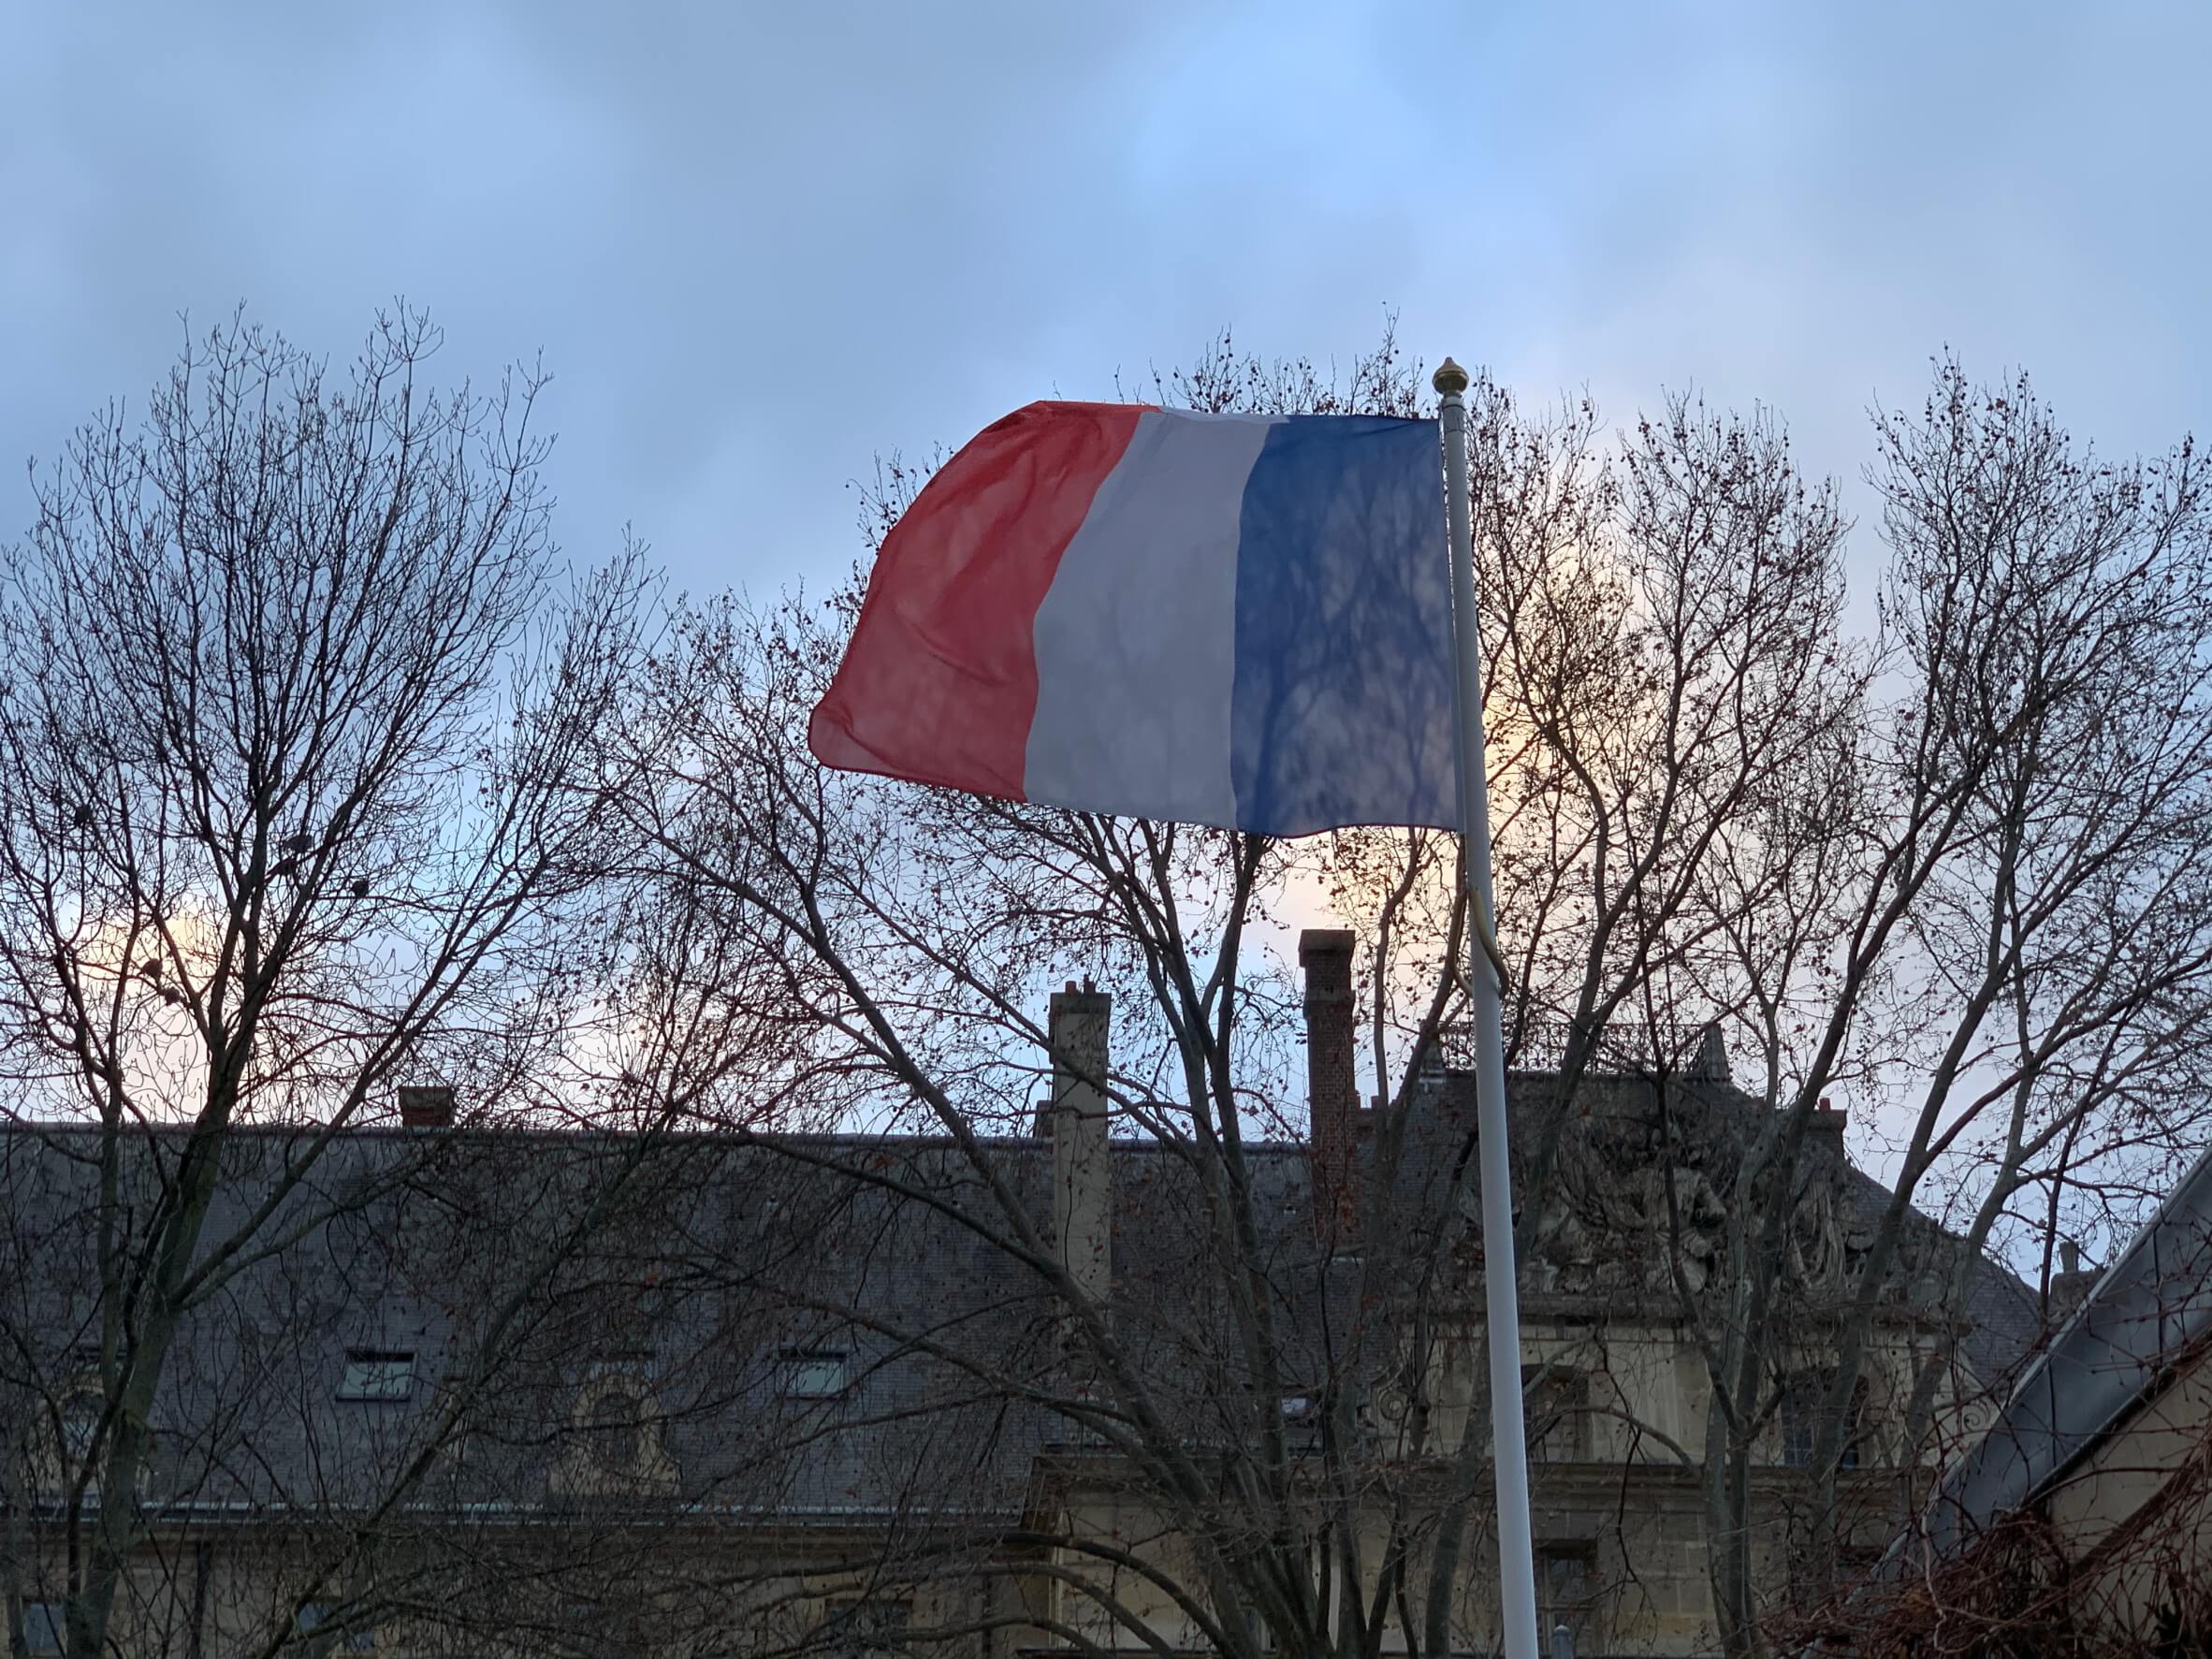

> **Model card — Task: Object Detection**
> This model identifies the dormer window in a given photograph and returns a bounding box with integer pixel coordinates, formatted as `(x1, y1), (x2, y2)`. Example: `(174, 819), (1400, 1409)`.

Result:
(36, 1375), (119, 1503)
(562, 1356), (671, 1490)
(587, 1387), (648, 1473)
(779, 1349), (849, 1400)
(336, 1350), (415, 1403)
(60, 1390), (102, 1465)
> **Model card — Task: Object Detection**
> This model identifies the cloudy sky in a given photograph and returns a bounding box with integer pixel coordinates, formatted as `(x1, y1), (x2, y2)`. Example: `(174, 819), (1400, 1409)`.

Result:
(7, 0), (2210, 614)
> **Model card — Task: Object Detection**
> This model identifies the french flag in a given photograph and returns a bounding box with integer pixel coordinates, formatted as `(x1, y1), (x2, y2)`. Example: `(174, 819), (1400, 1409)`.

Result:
(808, 401), (1460, 837)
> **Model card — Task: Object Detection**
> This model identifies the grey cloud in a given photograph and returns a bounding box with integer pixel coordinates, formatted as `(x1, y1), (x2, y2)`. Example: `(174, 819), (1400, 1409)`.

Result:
(5, 0), (2209, 605)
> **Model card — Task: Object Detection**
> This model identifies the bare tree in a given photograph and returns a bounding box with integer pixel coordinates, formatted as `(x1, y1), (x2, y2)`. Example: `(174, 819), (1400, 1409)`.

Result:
(1347, 357), (2212, 1655)
(0, 310), (664, 1659)
(589, 330), (1884, 1659)
(617, 342), (2212, 1659)
(1747, 366), (2212, 1611)
(15, 315), (2209, 1659)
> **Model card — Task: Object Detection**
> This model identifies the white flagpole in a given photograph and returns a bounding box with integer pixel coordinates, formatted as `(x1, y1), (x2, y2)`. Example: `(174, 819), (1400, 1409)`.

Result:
(1435, 357), (1541, 1659)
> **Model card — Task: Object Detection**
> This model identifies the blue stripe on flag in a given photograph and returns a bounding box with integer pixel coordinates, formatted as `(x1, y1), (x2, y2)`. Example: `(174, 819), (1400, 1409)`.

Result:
(1229, 416), (1458, 837)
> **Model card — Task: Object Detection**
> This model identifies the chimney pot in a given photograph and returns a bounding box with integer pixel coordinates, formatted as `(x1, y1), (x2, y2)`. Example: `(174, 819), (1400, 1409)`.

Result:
(2060, 1239), (2081, 1276)
(1691, 1022), (1731, 1084)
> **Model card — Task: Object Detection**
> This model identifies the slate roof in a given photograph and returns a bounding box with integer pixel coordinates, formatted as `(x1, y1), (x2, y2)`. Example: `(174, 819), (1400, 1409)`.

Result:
(0, 1067), (2041, 1535)
(1, 1125), (1053, 1526)
(2, 1121), (1327, 1531)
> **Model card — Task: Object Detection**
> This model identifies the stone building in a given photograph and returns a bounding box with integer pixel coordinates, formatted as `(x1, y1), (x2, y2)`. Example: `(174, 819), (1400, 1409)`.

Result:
(1, 933), (2042, 1659)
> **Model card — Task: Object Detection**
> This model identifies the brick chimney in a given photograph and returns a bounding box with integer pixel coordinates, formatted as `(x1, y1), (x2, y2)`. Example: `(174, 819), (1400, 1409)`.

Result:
(1046, 982), (1112, 1303)
(398, 1085), (455, 1129)
(1300, 929), (1358, 1235)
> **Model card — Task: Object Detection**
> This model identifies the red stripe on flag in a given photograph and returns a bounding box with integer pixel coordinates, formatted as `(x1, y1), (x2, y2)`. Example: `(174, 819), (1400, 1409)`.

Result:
(809, 401), (1146, 801)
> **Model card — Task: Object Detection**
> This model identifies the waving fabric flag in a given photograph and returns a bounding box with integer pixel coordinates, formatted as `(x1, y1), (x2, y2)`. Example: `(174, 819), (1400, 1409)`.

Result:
(808, 400), (1456, 837)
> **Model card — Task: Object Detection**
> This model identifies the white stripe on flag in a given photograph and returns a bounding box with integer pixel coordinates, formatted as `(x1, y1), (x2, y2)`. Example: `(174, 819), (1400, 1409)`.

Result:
(1025, 411), (1280, 825)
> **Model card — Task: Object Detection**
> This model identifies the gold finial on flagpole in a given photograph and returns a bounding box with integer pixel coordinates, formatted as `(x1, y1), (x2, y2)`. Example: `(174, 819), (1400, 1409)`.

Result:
(1432, 357), (1470, 396)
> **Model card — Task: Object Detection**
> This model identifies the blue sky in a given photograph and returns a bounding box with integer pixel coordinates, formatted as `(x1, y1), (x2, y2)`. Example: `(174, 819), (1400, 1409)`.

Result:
(7, 0), (2210, 615)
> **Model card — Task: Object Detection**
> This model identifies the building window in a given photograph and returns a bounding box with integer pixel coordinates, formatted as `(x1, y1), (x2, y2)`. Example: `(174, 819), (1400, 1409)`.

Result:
(22, 1603), (64, 1656)
(1779, 1376), (1817, 1469)
(1536, 1543), (1597, 1647)
(1523, 1365), (1590, 1463)
(1778, 1373), (1874, 1470)
(297, 1604), (375, 1652)
(820, 1597), (909, 1659)
(779, 1349), (849, 1400)
(1229, 1606), (1273, 1652)
(336, 1351), (415, 1403)
(1841, 1378), (1873, 1470)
